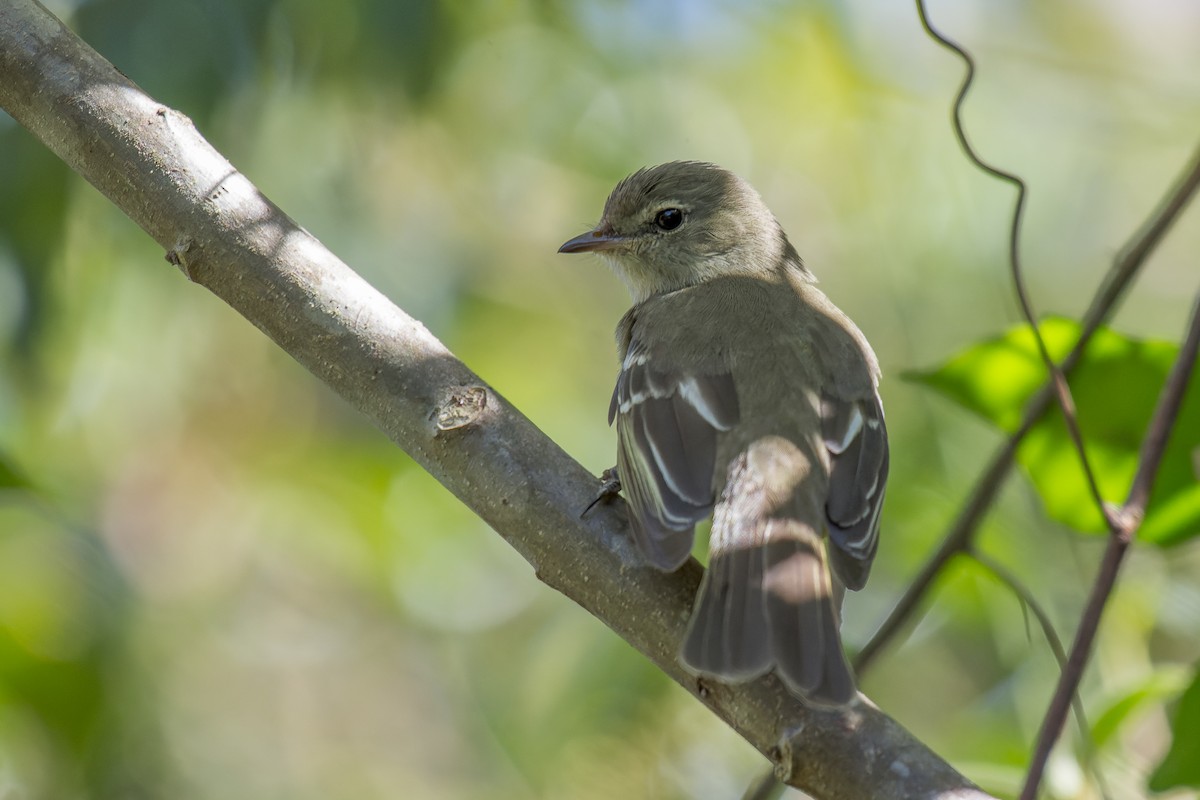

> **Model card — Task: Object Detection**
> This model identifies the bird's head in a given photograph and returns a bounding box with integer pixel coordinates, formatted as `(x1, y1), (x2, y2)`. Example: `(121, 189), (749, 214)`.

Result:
(559, 161), (804, 303)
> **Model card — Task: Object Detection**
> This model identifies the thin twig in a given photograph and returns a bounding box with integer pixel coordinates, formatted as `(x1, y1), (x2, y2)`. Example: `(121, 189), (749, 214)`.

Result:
(1080, 146), (1200, 340)
(1124, 294), (1200, 516)
(973, 548), (1116, 800)
(967, 551), (1067, 676)
(1019, 292), (1200, 800)
(913, 0), (1112, 528)
(967, 550), (1089, 741)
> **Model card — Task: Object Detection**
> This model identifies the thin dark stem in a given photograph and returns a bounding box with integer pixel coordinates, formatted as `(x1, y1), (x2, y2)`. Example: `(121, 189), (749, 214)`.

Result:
(913, 0), (1112, 527)
(1018, 531), (1128, 800)
(1019, 291), (1200, 800)
(1125, 292), (1200, 515)
(968, 550), (1067, 672)
(1081, 146), (1200, 337)
(968, 550), (1090, 741)
(973, 547), (1114, 800)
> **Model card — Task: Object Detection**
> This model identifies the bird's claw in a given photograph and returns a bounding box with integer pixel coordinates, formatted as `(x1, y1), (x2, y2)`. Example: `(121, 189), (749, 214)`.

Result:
(581, 466), (622, 518)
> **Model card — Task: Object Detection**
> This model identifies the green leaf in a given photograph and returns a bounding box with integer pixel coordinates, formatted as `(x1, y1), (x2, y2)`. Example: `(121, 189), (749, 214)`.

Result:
(907, 317), (1200, 544)
(1088, 667), (1190, 755)
(904, 317), (1077, 433)
(1149, 668), (1200, 792)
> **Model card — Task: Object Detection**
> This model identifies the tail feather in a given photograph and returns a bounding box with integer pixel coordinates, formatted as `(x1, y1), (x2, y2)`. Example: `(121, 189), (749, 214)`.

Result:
(762, 529), (855, 704)
(682, 541), (770, 681)
(680, 442), (856, 706)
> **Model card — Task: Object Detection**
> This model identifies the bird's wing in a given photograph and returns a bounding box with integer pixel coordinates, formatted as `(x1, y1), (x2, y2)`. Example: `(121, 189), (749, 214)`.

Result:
(609, 339), (740, 570)
(820, 392), (889, 590)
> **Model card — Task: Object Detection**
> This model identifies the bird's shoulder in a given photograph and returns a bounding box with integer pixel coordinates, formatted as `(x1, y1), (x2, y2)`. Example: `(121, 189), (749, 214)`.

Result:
(617, 270), (794, 359)
(616, 266), (879, 398)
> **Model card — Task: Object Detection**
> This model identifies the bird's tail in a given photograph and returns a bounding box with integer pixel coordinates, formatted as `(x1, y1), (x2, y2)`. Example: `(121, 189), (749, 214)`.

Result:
(680, 440), (855, 706)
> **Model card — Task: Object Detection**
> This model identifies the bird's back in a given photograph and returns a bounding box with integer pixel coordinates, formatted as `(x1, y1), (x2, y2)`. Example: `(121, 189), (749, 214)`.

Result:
(617, 263), (880, 497)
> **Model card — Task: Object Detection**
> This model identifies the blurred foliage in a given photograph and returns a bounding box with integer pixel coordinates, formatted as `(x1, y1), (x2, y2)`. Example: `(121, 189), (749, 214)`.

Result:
(0, 450), (33, 491)
(2, 1), (1200, 799)
(1150, 669), (1200, 792)
(908, 317), (1200, 543)
(1089, 666), (1191, 758)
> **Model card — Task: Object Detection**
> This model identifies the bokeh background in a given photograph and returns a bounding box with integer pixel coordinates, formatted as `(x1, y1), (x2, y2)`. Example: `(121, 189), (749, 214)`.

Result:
(2, 1), (1200, 798)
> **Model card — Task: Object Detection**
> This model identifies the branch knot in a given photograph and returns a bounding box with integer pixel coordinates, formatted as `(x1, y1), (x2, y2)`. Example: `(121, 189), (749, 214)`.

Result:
(433, 386), (489, 433)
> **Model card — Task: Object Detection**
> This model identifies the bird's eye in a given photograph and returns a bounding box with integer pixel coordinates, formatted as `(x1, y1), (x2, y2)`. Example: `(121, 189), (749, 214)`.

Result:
(654, 208), (684, 231)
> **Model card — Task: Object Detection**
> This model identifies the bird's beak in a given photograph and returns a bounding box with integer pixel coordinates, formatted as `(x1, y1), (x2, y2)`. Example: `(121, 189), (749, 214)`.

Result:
(558, 225), (627, 254)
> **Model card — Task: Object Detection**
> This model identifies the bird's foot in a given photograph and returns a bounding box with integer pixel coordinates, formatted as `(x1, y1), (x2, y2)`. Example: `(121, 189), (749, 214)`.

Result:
(581, 466), (622, 518)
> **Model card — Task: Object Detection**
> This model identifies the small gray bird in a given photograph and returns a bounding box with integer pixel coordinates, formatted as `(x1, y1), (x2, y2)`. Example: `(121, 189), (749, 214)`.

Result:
(559, 161), (888, 705)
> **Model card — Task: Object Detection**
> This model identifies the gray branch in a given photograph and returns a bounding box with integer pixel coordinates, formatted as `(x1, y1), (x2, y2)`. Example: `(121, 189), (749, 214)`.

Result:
(0, 2), (995, 798)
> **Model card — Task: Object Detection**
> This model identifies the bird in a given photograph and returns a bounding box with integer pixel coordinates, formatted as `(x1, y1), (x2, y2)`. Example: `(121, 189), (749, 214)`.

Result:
(559, 161), (888, 705)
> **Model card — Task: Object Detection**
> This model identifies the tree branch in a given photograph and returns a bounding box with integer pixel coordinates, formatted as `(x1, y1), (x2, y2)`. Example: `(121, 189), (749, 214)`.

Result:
(1019, 291), (1200, 800)
(0, 1), (995, 798)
